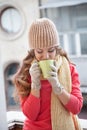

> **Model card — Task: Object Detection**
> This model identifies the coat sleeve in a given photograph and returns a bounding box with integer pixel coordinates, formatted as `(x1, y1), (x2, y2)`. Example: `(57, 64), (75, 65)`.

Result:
(65, 64), (83, 114)
(20, 94), (40, 121)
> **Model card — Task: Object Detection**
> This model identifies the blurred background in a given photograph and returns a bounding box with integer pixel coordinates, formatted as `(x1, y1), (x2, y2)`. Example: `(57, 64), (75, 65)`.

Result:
(0, 0), (87, 129)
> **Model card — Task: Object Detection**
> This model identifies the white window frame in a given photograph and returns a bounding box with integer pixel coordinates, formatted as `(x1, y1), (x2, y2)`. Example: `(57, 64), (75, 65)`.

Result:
(0, 2), (26, 41)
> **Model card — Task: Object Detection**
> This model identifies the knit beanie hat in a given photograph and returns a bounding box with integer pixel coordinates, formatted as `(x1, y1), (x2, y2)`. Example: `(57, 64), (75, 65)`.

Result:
(28, 18), (60, 49)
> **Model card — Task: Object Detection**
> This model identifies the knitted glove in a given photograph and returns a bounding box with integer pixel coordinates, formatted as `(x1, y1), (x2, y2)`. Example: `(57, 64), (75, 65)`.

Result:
(47, 62), (64, 95)
(29, 61), (41, 90)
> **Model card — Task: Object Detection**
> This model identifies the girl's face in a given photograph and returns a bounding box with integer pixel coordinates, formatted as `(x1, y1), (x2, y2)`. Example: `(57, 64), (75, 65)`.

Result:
(34, 47), (57, 61)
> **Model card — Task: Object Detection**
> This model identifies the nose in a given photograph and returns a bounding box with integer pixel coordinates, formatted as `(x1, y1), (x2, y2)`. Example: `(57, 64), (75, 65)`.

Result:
(43, 52), (50, 60)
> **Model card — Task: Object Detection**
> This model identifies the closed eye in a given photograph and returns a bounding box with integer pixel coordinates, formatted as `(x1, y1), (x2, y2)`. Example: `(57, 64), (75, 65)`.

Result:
(48, 48), (55, 53)
(36, 49), (43, 54)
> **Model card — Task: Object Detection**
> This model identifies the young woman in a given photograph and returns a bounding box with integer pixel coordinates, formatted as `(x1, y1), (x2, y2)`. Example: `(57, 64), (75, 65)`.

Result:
(13, 18), (83, 130)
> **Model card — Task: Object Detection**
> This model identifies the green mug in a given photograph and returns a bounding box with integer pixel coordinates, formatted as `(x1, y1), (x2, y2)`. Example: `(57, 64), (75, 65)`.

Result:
(39, 59), (54, 79)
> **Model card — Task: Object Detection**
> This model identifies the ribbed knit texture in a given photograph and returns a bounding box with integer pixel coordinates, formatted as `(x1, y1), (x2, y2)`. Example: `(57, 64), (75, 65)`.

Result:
(29, 18), (59, 49)
(51, 55), (82, 130)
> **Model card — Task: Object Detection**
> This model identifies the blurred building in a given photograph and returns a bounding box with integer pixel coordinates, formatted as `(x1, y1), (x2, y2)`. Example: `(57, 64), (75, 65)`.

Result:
(0, 0), (39, 111)
(0, 0), (39, 129)
(0, 0), (87, 120)
(39, 0), (87, 106)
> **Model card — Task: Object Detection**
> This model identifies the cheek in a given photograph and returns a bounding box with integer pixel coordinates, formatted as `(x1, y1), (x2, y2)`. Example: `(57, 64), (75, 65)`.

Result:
(36, 55), (42, 61)
(34, 51), (42, 61)
(50, 51), (56, 59)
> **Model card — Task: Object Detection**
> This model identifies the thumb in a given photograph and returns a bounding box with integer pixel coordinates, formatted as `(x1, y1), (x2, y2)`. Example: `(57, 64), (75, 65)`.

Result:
(54, 60), (57, 67)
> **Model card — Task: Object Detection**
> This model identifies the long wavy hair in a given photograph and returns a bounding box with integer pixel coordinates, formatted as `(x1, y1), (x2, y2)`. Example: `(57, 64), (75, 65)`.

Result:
(13, 46), (72, 101)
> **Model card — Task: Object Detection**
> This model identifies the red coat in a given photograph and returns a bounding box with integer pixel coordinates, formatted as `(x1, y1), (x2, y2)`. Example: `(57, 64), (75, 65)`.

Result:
(20, 64), (83, 130)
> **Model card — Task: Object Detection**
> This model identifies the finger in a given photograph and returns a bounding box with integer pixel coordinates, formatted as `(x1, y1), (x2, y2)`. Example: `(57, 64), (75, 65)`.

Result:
(32, 62), (39, 68)
(33, 72), (40, 78)
(54, 60), (57, 67)
(29, 66), (40, 74)
(32, 66), (40, 71)
(48, 71), (56, 77)
(30, 69), (41, 74)
(30, 64), (40, 71)
(50, 64), (57, 72)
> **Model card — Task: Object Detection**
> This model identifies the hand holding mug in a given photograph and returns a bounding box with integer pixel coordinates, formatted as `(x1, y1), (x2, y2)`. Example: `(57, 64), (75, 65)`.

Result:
(29, 61), (41, 90)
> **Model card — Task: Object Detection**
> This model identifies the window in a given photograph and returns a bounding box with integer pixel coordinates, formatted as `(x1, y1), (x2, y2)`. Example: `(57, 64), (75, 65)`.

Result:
(0, 7), (22, 34)
(39, 4), (87, 56)
(68, 34), (76, 55)
(4, 63), (20, 110)
(40, 7), (62, 32)
(80, 33), (87, 55)
(76, 18), (87, 29)
(75, 16), (87, 31)
(59, 35), (64, 48)
(0, 5), (25, 40)
(74, 17), (87, 55)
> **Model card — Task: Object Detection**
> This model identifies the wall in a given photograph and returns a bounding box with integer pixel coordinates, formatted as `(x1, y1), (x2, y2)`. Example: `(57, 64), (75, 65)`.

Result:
(0, 0), (39, 68)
